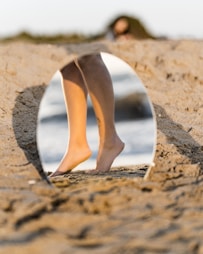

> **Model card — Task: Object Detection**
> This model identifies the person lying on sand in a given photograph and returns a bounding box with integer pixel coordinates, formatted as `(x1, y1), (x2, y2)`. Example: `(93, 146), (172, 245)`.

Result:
(50, 54), (124, 177)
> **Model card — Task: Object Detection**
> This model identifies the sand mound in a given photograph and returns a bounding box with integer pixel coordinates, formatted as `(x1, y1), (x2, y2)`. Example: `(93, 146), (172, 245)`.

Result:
(1, 40), (202, 181)
(0, 40), (203, 253)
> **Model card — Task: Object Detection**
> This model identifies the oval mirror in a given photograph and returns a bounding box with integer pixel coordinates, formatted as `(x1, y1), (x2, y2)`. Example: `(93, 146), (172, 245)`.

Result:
(37, 53), (156, 177)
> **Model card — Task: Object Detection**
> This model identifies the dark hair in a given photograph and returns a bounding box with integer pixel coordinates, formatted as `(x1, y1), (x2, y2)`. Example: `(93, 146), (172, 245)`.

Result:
(108, 15), (155, 39)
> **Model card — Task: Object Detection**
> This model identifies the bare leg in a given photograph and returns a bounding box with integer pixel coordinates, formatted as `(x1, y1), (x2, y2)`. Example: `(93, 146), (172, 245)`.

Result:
(77, 54), (124, 173)
(50, 61), (91, 177)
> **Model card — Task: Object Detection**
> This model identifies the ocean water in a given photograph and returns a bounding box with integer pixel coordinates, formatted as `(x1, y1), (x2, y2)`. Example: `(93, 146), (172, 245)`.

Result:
(37, 53), (156, 172)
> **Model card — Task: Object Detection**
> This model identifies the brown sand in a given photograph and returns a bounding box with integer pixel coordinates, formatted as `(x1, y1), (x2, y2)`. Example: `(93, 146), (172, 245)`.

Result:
(0, 40), (203, 253)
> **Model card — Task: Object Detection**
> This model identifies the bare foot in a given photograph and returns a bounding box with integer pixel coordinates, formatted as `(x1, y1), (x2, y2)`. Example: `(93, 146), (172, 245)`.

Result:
(49, 146), (92, 177)
(89, 137), (124, 174)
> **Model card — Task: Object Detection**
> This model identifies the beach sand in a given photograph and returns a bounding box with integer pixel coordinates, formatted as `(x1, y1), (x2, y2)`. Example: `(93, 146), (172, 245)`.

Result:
(0, 40), (203, 253)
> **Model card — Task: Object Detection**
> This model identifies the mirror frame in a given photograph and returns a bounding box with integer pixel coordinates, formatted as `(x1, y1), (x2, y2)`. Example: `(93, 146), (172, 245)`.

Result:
(36, 52), (157, 175)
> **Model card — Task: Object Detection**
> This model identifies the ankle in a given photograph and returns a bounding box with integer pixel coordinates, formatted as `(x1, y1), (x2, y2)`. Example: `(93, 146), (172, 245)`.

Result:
(101, 135), (124, 149)
(68, 142), (91, 152)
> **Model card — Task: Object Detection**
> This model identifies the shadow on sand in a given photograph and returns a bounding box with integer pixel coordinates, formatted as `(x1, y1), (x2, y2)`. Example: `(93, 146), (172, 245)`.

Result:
(12, 84), (50, 183)
(154, 103), (203, 171)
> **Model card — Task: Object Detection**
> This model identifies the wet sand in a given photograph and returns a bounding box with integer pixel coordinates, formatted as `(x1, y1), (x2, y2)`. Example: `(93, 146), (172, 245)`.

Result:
(0, 40), (203, 253)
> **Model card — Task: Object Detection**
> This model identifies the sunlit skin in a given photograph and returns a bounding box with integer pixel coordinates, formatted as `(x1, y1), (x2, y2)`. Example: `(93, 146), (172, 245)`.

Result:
(113, 18), (134, 40)
(50, 54), (124, 177)
(114, 18), (129, 35)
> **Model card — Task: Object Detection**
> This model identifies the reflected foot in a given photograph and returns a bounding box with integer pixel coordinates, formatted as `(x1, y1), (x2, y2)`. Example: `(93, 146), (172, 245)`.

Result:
(49, 147), (92, 177)
(88, 138), (125, 174)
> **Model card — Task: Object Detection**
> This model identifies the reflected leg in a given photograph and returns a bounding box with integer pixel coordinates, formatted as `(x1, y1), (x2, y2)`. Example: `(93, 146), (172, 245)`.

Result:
(50, 61), (92, 177)
(77, 54), (124, 173)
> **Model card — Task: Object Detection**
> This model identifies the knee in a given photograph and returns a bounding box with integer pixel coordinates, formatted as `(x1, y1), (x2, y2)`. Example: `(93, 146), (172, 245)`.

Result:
(77, 54), (103, 69)
(60, 61), (77, 79)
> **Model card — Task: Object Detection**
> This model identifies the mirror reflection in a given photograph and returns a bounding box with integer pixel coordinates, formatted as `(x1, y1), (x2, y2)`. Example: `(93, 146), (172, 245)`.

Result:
(37, 53), (156, 177)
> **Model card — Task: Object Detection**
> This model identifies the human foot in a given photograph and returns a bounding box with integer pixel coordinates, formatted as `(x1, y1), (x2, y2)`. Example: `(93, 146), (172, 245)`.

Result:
(89, 137), (124, 174)
(49, 147), (92, 177)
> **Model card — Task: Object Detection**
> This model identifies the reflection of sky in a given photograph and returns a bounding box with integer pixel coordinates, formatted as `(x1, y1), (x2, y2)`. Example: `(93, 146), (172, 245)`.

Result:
(37, 54), (156, 172)
(101, 53), (145, 95)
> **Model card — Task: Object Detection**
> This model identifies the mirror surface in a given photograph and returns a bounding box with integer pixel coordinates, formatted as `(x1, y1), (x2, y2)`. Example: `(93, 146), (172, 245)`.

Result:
(37, 53), (156, 174)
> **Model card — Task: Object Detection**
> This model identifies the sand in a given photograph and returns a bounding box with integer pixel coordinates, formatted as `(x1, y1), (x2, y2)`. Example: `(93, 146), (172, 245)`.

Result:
(0, 39), (203, 253)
